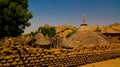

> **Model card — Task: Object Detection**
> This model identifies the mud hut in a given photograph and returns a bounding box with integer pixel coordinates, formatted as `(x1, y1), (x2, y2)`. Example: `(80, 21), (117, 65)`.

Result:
(31, 33), (51, 49)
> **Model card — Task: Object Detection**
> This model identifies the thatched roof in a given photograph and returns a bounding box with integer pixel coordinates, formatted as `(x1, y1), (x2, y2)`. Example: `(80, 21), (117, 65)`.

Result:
(62, 27), (111, 48)
(33, 33), (51, 45)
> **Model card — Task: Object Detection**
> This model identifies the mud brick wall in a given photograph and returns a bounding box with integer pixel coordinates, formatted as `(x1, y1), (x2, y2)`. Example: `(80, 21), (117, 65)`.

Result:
(0, 50), (120, 67)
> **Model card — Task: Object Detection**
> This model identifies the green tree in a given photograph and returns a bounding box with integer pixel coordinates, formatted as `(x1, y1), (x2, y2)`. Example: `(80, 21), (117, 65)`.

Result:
(38, 26), (56, 37)
(0, 0), (33, 39)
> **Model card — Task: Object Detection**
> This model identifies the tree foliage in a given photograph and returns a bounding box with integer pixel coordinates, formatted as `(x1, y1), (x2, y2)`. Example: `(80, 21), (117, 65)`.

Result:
(38, 26), (56, 37)
(0, 0), (33, 39)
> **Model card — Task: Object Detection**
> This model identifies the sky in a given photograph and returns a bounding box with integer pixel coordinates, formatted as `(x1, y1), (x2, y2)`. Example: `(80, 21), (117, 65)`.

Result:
(24, 0), (120, 33)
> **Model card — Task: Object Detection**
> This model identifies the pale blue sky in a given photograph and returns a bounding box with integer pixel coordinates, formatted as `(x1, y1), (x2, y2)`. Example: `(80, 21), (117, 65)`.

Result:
(24, 0), (120, 33)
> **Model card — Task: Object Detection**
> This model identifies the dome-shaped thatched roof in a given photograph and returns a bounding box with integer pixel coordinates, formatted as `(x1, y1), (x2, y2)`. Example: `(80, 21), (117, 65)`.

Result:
(62, 27), (111, 48)
(33, 33), (51, 46)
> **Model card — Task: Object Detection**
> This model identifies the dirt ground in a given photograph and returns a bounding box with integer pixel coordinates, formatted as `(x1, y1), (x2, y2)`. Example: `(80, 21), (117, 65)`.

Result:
(79, 58), (120, 67)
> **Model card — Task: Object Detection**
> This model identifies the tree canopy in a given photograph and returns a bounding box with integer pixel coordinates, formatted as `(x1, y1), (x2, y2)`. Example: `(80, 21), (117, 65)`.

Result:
(38, 26), (56, 37)
(0, 0), (33, 39)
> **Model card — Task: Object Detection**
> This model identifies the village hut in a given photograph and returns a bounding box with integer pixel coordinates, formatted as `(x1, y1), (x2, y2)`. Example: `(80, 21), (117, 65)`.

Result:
(31, 33), (51, 49)
(61, 26), (111, 48)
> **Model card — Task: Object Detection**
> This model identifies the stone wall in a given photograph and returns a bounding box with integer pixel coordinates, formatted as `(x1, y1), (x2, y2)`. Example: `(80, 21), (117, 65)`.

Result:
(0, 49), (120, 67)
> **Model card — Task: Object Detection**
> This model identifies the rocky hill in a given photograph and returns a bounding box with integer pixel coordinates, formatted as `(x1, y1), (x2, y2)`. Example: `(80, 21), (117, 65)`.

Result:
(107, 23), (120, 32)
(88, 23), (120, 33)
(88, 25), (105, 33)
(56, 25), (77, 39)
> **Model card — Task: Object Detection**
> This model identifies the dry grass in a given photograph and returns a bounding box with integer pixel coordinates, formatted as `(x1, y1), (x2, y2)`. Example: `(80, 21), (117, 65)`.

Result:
(79, 58), (120, 67)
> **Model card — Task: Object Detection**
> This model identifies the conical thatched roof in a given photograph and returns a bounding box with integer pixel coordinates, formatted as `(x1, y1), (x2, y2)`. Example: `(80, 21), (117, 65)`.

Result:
(62, 27), (111, 48)
(33, 33), (51, 45)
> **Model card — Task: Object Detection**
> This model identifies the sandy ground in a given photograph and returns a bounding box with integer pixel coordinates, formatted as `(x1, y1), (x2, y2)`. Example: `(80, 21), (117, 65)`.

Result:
(79, 58), (120, 67)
